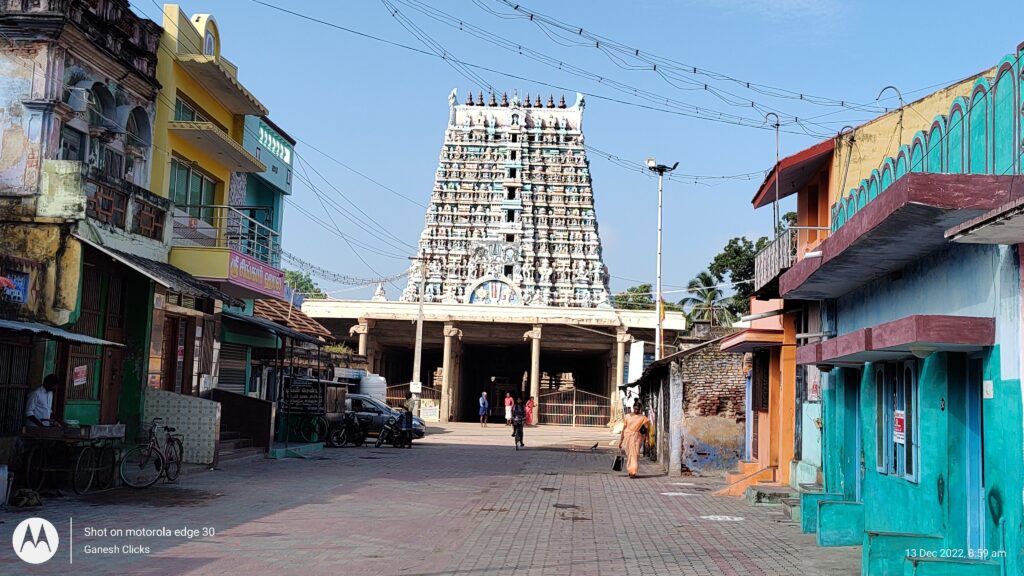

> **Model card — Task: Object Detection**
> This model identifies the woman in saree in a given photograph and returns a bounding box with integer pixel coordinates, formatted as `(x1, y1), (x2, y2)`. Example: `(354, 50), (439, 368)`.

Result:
(525, 396), (536, 426)
(618, 403), (651, 478)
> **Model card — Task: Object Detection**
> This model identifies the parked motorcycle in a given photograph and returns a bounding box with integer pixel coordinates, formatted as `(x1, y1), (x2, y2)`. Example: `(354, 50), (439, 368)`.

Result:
(375, 412), (412, 449)
(328, 412), (366, 448)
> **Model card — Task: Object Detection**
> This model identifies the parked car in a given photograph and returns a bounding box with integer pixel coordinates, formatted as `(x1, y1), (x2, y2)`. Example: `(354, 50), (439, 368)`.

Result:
(346, 393), (426, 439)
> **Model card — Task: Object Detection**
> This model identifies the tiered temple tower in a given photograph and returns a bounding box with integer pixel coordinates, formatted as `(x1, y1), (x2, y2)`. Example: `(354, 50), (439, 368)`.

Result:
(401, 89), (611, 308)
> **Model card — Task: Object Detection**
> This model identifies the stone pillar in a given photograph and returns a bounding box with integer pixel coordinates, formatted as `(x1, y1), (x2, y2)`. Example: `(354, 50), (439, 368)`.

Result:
(669, 361), (684, 477)
(613, 329), (631, 423)
(523, 325), (542, 424)
(349, 319), (374, 356)
(441, 323), (462, 423)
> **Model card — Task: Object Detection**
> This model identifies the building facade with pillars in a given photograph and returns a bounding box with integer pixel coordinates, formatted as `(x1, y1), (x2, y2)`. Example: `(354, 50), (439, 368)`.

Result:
(309, 89), (672, 425)
(756, 43), (1024, 576)
(304, 299), (686, 425)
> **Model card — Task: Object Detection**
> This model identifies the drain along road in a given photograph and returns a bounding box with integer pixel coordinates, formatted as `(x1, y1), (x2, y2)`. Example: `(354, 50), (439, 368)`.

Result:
(3, 424), (859, 575)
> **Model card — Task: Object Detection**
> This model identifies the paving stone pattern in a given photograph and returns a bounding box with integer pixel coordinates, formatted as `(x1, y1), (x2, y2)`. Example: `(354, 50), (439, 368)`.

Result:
(0, 424), (859, 575)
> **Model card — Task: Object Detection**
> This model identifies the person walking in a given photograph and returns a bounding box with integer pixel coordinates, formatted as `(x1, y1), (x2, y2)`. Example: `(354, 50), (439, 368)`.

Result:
(618, 403), (651, 478)
(479, 391), (489, 427)
(525, 396), (536, 426)
(503, 392), (514, 426)
(511, 396), (526, 448)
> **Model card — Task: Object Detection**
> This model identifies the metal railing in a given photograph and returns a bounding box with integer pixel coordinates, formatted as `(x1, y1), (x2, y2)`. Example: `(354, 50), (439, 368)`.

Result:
(172, 205), (281, 267)
(753, 226), (830, 292)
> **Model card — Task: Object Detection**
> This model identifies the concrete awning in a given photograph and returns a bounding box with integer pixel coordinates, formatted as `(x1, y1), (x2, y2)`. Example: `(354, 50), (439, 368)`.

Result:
(947, 195), (1024, 244)
(719, 328), (784, 354)
(752, 138), (833, 209)
(175, 55), (267, 116)
(168, 121), (266, 173)
(795, 315), (994, 366)
(779, 173), (1016, 300)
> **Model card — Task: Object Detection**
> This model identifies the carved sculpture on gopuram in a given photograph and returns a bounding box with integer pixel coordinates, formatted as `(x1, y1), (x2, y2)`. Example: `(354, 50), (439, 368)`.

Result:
(401, 89), (612, 307)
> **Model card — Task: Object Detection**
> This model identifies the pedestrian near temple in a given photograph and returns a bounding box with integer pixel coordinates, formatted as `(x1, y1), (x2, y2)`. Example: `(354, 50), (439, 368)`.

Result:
(511, 396), (526, 448)
(479, 391), (489, 427)
(504, 392), (514, 426)
(525, 396), (536, 426)
(618, 403), (651, 478)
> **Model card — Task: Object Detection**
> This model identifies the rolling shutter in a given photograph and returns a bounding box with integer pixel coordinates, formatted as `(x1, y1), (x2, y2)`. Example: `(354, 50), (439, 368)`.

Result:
(218, 343), (248, 394)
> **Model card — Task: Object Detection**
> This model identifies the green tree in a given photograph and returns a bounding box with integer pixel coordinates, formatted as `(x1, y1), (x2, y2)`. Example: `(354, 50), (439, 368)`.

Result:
(613, 283), (653, 310)
(285, 270), (326, 299)
(678, 270), (736, 326)
(612, 283), (682, 312)
(707, 236), (769, 316)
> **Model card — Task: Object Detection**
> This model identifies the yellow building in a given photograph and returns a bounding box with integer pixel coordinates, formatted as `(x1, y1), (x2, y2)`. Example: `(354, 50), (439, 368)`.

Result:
(148, 4), (283, 396)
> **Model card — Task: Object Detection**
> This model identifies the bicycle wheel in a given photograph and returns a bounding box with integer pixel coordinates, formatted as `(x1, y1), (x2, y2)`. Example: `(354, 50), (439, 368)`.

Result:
(164, 437), (183, 482)
(328, 427), (347, 447)
(23, 447), (47, 492)
(94, 446), (117, 490)
(119, 445), (164, 489)
(72, 446), (96, 495)
(300, 415), (328, 443)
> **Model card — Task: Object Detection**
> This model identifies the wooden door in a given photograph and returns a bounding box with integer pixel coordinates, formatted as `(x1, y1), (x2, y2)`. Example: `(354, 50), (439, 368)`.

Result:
(99, 347), (123, 423)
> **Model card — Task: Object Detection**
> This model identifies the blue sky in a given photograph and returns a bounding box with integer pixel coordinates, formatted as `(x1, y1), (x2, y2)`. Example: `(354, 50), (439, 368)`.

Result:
(136, 1), (1023, 300)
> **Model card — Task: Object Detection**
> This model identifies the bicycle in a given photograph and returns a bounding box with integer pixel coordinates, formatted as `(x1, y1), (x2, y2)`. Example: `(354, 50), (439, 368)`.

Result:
(119, 418), (184, 489)
(22, 438), (118, 494)
(512, 417), (524, 450)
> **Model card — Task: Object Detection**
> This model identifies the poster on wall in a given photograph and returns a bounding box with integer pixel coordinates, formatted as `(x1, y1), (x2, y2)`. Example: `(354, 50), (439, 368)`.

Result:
(73, 365), (87, 388)
(893, 409), (906, 444)
(807, 366), (821, 402)
(420, 398), (440, 422)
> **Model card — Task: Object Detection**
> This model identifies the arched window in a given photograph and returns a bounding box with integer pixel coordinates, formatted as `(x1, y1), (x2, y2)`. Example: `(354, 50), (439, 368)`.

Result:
(880, 162), (893, 192)
(910, 136), (926, 173)
(947, 103), (966, 174)
(927, 121), (944, 173)
(968, 86), (988, 174)
(992, 65), (1016, 175)
(204, 31), (216, 56)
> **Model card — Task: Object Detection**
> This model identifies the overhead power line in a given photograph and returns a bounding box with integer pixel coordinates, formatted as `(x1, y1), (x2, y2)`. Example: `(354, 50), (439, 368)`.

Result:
(281, 249), (409, 286)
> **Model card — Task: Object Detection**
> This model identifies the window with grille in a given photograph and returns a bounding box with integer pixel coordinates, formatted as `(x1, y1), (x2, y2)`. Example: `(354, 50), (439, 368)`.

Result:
(875, 360), (919, 482)
(0, 342), (32, 434)
(132, 200), (166, 240)
(752, 350), (770, 411)
(84, 180), (128, 228)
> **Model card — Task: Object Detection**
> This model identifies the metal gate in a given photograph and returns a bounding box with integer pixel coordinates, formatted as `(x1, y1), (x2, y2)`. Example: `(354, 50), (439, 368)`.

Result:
(386, 384), (441, 409)
(538, 388), (609, 427)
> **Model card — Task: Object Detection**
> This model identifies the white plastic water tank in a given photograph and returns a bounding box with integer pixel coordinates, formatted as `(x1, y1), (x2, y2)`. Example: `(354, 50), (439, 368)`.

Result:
(360, 374), (388, 403)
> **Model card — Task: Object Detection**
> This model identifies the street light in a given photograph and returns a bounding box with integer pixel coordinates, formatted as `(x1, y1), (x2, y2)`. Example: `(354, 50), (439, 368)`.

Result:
(646, 158), (678, 361)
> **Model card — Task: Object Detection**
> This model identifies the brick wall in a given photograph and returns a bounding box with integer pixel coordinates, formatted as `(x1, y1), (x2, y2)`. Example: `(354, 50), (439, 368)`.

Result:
(679, 341), (746, 420)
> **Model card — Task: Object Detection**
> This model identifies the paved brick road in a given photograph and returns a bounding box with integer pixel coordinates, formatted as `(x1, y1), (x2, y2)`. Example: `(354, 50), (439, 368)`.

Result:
(2, 424), (859, 575)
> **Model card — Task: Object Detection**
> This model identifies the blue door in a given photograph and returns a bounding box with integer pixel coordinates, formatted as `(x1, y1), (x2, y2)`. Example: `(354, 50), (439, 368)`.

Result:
(966, 358), (985, 550)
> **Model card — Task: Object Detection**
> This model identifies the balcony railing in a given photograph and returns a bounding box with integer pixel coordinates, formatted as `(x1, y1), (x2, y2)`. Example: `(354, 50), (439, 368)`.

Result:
(172, 205), (281, 267)
(754, 226), (829, 294)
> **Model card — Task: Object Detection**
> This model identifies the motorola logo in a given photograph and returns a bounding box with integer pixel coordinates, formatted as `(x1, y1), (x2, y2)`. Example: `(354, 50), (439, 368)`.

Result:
(12, 517), (59, 564)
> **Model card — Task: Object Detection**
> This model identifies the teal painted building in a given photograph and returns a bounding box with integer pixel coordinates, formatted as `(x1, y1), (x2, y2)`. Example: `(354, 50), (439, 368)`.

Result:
(218, 116), (295, 395)
(774, 43), (1024, 575)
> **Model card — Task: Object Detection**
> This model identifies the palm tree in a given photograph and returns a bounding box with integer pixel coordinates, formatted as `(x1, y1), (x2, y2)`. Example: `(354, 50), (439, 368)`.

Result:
(678, 270), (736, 327)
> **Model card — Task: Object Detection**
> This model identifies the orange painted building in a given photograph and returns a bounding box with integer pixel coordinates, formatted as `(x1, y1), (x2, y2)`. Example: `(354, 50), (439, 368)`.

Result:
(717, 139), (834, 496)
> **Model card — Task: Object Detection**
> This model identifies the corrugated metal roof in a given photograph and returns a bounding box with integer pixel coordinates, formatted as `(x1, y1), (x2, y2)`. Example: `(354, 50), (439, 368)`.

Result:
(0, 319), (124, 347)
